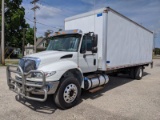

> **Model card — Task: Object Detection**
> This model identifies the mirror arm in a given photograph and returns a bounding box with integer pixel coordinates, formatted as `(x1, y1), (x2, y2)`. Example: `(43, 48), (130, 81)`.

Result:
(83, 53), (94, 58)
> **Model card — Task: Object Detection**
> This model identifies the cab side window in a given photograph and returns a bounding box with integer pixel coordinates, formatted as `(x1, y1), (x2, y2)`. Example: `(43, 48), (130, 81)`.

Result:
(80, 36), (92, 53)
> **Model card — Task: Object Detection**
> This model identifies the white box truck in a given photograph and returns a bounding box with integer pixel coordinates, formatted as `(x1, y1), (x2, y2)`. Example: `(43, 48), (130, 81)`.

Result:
(7, 7), (153, 109)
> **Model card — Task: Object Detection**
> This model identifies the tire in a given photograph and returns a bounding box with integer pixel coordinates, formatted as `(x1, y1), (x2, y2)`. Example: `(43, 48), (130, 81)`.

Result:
(54, 76), (81, 109)
(135, 67), (143, 80)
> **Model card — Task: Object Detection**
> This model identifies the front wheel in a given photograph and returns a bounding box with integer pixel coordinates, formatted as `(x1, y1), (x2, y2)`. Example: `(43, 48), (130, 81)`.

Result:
(54, 77), (81, 109)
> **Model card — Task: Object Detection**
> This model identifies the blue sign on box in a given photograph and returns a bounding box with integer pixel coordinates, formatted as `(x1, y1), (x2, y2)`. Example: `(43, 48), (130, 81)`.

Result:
(97, 13), (102, 17)
(106, 61), (110, 63)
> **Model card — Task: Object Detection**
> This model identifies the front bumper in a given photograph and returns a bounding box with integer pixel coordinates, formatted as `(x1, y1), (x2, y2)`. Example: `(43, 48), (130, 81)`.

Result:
(6, 65), (59, 102)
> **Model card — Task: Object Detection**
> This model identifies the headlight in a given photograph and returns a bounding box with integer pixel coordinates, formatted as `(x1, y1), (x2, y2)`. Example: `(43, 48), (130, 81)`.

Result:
(18, 58), (41, 70)
(35, 71), (56, 78)
(45, 71), (56, 77)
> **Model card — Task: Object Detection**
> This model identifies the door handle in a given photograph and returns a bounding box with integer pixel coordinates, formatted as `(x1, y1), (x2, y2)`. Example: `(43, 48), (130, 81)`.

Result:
(93, 59), (96, 65)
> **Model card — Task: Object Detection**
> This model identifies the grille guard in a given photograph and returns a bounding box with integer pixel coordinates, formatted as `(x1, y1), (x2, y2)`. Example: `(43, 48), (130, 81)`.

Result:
(6, 65), (47, 102)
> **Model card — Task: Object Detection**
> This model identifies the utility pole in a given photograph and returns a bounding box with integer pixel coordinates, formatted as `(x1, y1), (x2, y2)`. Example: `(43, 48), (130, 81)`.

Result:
(31, 0), (40, 53)
(1, 0), (5, 65)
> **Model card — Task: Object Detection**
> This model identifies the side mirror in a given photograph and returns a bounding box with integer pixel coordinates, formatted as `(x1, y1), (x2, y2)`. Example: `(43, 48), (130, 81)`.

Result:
(92, 34), (98, 53)
(92, 34), (98, 47)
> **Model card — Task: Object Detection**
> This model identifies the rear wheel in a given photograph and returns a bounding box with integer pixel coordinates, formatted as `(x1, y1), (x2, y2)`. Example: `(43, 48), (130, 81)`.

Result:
(135, 67), (143, 80)
(129, 66), (143, 80)
(54, 76), (81, 109)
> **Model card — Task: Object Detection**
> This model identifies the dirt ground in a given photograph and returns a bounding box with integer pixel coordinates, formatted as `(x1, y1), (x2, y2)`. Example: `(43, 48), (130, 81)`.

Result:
(0, 59), (160, 120)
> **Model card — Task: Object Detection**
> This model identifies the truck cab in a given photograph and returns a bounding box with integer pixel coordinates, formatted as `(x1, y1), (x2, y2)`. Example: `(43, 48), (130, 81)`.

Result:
(7, 29), (109, 109)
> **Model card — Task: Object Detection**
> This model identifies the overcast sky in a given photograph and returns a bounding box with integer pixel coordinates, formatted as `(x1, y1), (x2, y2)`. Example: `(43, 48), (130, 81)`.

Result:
(22, 0), (160, 48)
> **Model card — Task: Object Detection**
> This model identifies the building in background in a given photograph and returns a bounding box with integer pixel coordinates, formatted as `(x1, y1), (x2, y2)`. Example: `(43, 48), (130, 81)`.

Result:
(24, 37), (47, 55)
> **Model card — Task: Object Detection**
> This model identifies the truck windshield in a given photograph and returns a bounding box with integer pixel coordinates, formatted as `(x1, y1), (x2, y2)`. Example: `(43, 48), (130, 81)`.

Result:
(46, 34), (81, 52)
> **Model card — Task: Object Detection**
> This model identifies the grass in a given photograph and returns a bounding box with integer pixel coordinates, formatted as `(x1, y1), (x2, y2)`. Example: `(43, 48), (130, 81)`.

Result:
(0, 59), (19, 66)
(5, 61), (19, 65)
(153, 55), (160, 59)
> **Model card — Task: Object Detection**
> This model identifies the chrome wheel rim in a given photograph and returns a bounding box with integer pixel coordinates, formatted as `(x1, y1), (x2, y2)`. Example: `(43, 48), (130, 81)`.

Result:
(63, 84), (78, 103)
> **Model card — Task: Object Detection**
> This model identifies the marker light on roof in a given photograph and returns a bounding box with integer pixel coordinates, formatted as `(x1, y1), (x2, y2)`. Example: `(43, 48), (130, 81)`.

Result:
(73, 30), (77, 33)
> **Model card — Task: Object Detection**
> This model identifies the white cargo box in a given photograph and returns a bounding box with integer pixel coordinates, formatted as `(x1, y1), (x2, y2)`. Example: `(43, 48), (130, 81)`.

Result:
(65, 7), (153, 71)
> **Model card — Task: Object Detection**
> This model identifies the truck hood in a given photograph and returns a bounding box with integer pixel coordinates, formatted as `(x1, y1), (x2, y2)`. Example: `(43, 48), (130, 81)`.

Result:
(25, 51), (75, 67)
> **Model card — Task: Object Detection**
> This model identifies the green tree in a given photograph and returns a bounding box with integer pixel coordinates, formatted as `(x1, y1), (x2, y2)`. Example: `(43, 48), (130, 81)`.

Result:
(154, 48), (160, 55)
(25, 28), (34, 45)
(0, 0), (30, 48)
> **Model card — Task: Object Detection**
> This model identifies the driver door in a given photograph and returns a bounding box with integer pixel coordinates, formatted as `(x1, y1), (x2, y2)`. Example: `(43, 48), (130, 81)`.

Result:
(78, 36), (97, 73)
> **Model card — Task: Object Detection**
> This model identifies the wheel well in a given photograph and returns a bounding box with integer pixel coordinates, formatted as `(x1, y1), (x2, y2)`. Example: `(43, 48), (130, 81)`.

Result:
(60, 69), (83, 85)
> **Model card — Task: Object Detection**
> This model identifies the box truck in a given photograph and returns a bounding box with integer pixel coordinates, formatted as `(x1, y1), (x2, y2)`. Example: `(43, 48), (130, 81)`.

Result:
(7, 7), (153, 109)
